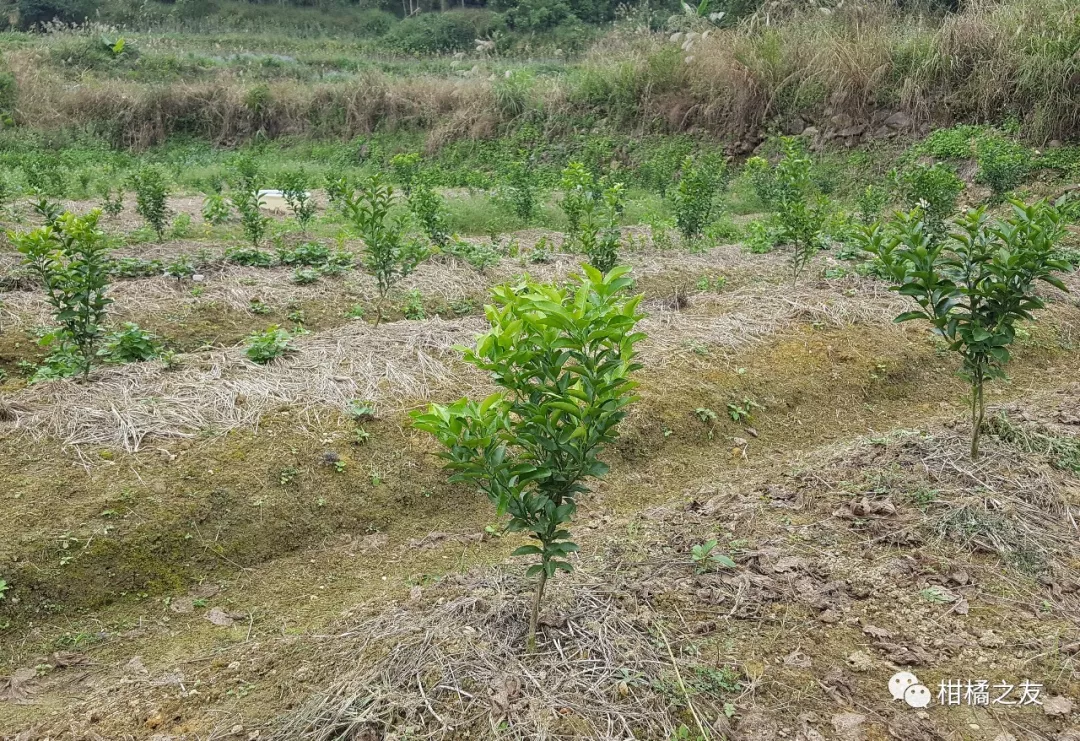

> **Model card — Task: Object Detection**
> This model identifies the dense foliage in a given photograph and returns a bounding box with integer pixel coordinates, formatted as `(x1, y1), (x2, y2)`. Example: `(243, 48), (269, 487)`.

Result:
(413, 264), (644, 648)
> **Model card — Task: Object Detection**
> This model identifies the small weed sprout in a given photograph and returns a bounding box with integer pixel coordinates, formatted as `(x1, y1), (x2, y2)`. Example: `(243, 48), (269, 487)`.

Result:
(164, 254), (196, 283)
(726, 397), (760, 423)
(529, 235), (554, 264)
(857, 200), (1069, 459)
(691, 539), (736, 573)
(130, 166), (171, 242)
(292, 267), (320, 285)
(245, 325), (293, 364)
(413, 265), (644, 651)
(693, 407), (718, 438)
(100, 323), (160, 363)
(225, 246), (274, 267)
(277, 241), (329, 267)
(12, 210), (113, 381)
(346, 173), (426, 326)
(402, 289), (426, 319)
(346, 400), (376, 422)
(444, 237), (500, 271)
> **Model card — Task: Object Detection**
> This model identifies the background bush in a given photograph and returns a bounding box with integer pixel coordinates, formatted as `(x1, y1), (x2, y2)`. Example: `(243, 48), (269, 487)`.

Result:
(387, 10), (503, 54)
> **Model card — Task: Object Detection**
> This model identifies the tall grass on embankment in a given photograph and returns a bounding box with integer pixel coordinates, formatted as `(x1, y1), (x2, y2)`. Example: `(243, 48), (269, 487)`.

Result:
(2, 0), (1077, 149)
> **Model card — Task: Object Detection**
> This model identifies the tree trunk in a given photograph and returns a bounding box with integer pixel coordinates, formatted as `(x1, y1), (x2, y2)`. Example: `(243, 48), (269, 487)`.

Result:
(970, 369), (984, 460)
(527, 568), (548, 652)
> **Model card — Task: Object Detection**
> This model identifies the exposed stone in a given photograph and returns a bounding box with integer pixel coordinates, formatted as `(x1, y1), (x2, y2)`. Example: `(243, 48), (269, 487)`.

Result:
(884, 111), (913, 129)
(831, 712), (867, 741)
(838, 124), (867, 138)
(830, 113), (854, 130)
(1043, 695), (1074, 717)
(782, 115), (807, 135)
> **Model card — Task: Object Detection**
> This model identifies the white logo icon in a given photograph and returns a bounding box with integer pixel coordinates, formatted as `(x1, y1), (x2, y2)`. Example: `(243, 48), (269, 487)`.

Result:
(889, 671), (919, 701)
(904, 683), (932, 708)
(890, 671), (932, 707)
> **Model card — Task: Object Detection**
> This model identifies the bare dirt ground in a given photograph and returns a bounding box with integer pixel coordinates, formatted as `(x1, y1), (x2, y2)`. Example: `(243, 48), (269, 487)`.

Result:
(1, 214), (1079, 740)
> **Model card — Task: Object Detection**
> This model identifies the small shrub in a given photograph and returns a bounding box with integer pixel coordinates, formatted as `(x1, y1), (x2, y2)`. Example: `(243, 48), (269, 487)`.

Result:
(571, 181), (625, 274)
(98, 183), (124, 218)
(100, 323), (160, 363)
(754, 139), (828, 283)
(232, 188), (271, 248)
(672, 155), (726, 246)
(32, 197), (63, 227)
(857, 200), (1069, 459)
(171, 213), (193, 239)
(245, 325), (293, 364)
(387, 9), (501, 54)
(856, 184), (889, 225)
(325, 172), (352, 213)
(413, 265), (644, 650)
(975, 137), (1030, 203)
(280, 170), (316, 229)
(898, 163), (963, 243)
(346, 174), (427, 325)
(202, 192), (232, 225)
(129, 166), (171, 242)
(559, 161), (597, 235)
(11, 210), (113, 381)
(390, 152), (423, 196)
(409, 183), (451, 249)
(500, 154), (539, 223)
(640, 137), (694, 197)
